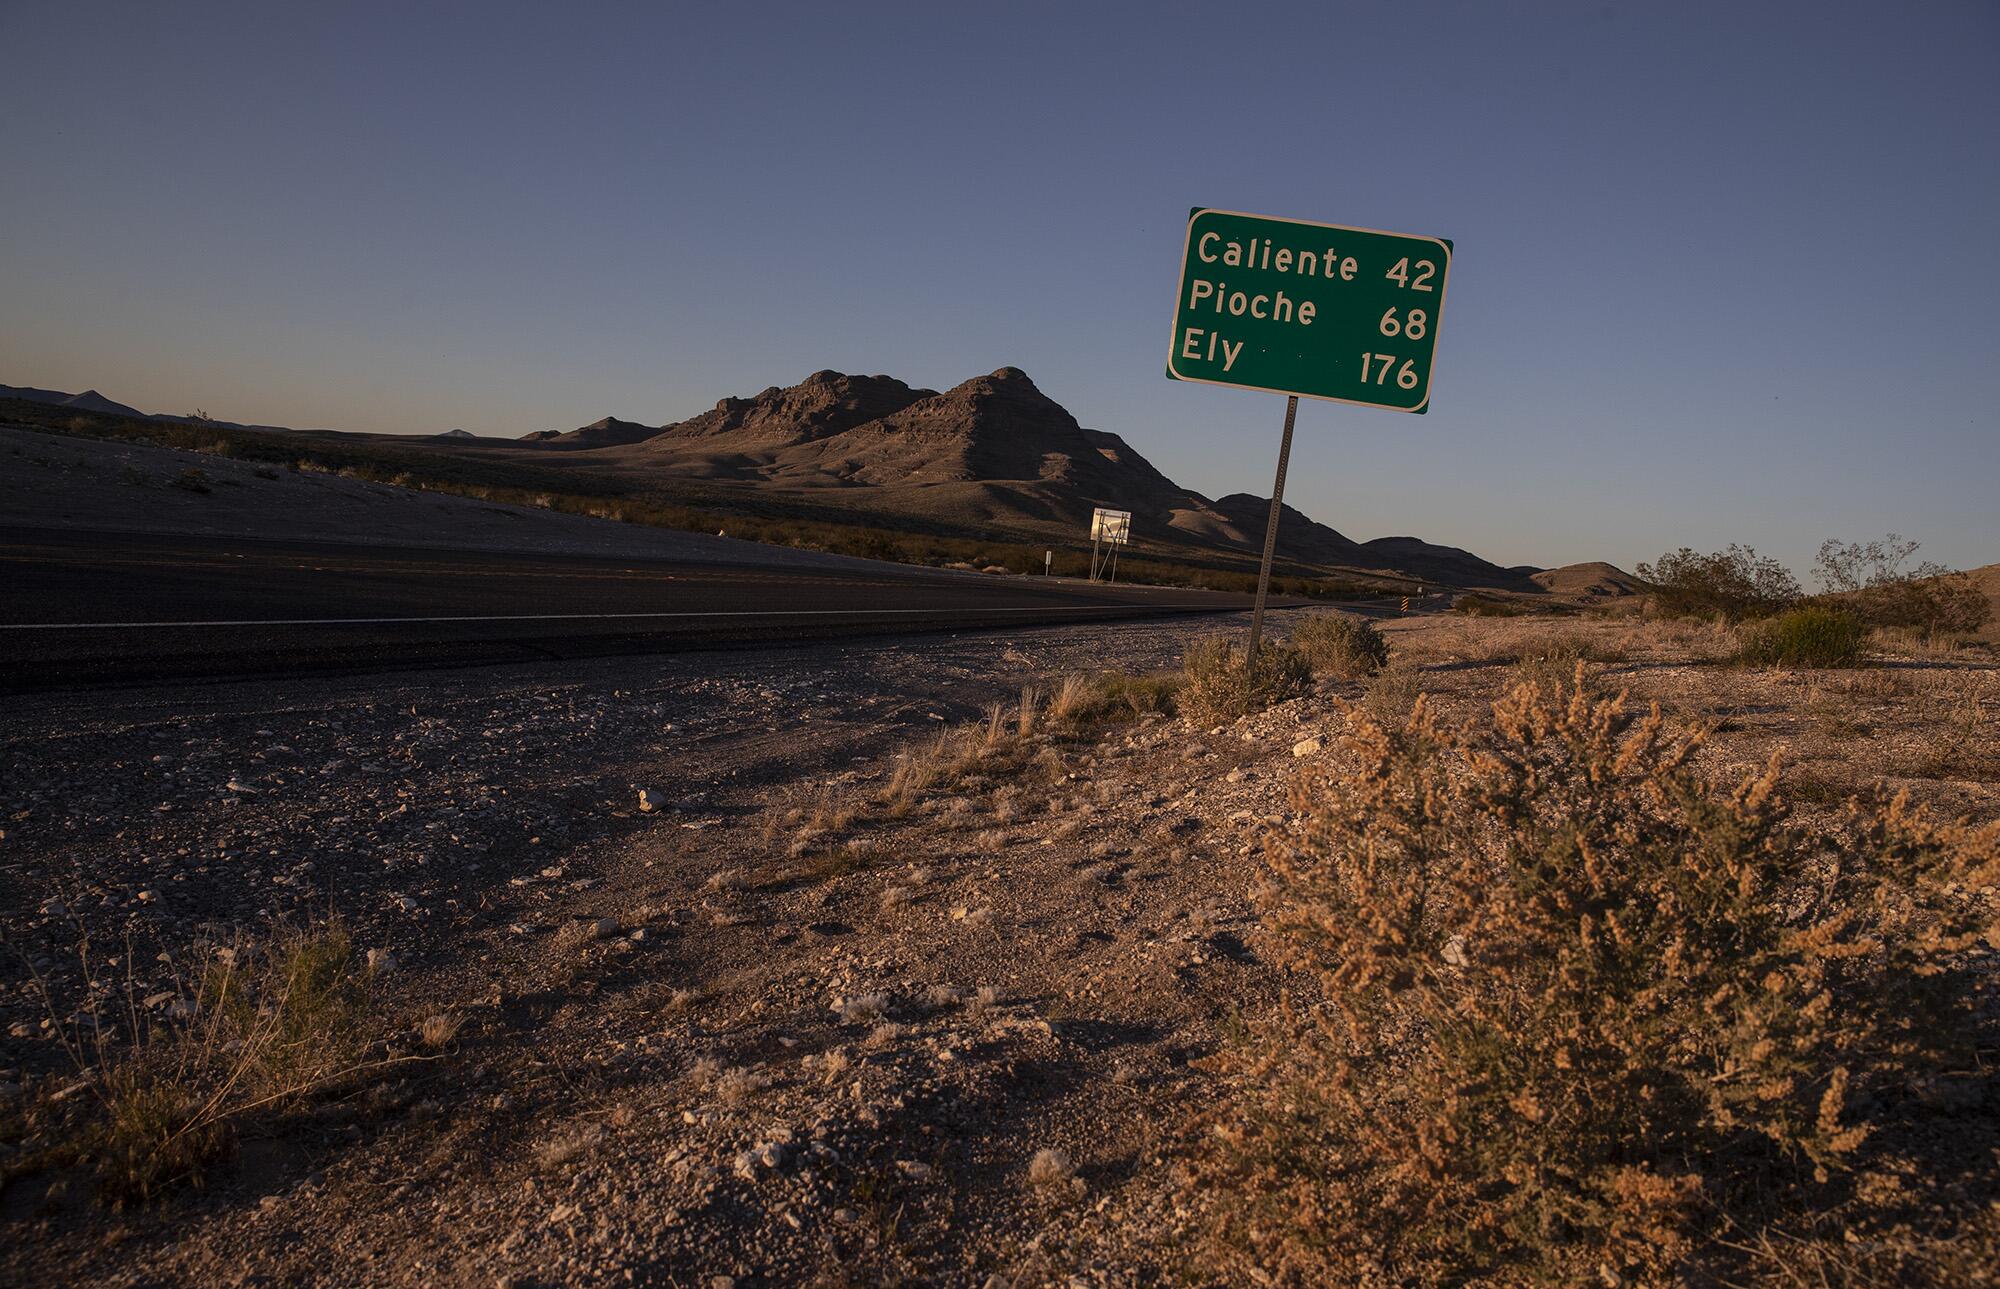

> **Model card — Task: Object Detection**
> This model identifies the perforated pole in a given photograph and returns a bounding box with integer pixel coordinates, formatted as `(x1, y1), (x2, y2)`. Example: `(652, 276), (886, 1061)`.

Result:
(1245, 395), (1299, 662)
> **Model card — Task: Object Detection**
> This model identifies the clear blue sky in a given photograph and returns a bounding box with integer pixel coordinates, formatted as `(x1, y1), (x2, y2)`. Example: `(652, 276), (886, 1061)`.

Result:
(3, 0), (1994, 576)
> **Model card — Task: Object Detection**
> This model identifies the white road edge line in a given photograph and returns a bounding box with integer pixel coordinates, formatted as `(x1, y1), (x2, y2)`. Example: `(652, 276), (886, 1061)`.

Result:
(0, 604), (1235, 631)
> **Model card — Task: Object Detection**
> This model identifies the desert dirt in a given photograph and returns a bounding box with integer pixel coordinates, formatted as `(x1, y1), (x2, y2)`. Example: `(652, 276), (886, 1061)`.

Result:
(2, 609), (1996, 1286)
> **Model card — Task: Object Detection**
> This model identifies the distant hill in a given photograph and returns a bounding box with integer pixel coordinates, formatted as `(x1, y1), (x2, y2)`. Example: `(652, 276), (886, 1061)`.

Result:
(0, 384), (148, 419)
(525, 415), (664, 449)
(0, 383), (304, 434)
(1531, 561), (1644, 599)
(4, 369), (1563, 589)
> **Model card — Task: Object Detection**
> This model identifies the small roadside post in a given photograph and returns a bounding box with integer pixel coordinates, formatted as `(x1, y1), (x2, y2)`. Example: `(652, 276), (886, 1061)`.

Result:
(1167, 208), (1452, 659)
(1045, 550), (1053, 577)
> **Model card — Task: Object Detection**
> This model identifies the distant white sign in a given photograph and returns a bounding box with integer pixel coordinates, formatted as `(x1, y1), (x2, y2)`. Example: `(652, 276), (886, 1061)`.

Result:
(1090, 507), (1132, 546)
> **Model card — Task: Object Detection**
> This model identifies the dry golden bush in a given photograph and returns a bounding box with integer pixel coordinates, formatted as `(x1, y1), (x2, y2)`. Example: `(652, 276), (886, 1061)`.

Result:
(1181, 637), (1312, 725)
(1194, 683), (1999, 1285)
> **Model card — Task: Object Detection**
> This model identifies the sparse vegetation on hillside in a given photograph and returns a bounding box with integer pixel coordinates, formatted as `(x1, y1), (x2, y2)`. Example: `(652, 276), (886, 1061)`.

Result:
(1196, 685), (1999, 1285)
(1638, 536), (1990, 645)
(1816, 535), (1993, 639)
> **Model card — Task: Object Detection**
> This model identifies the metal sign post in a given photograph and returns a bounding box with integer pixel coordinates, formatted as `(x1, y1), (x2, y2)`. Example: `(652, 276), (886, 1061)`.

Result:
(1088, 508), (1131, 583)
(1244, 395), (1298, 660)
(1165, 207), (1453, 661)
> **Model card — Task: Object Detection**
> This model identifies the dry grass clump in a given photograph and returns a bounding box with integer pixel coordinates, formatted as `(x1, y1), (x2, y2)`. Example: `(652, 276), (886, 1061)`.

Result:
(1027, 1147), (1075, 1189)
(879, 722), (1056, 818)
(1356, 659), (1423, 725)
(32, 917), (383, 1203)
(713, 1065), (770, 1106)
(1509, 629), (1622, 695)
(1290, 612), (1390, 678)
(834, 993), (891, 1025)
(703, 866), (750, 893)
(418, 1013), (463, 1050)
(1871, 625), (1984, 659)
(534, 1123), (603, 1171)
(1181, 637), (1312, 725)
(1195, 684), (1999, 1285)
(1046, 669), (1181, 725)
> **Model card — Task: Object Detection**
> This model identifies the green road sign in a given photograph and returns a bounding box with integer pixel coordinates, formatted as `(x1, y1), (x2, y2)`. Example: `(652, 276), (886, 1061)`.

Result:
(1167, 208), (1452, 413)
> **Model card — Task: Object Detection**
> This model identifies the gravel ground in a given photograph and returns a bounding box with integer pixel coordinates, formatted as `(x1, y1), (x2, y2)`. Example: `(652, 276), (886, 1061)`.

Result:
(4, 609), (1993, 1286)
(0, 607), (1332, 1286)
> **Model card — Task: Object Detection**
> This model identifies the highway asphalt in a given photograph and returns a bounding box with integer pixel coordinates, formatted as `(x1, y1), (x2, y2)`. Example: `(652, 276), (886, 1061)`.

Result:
(0, 527), (1295, 691)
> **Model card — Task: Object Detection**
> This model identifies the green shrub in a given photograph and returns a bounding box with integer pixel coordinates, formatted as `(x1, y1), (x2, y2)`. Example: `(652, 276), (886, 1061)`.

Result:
(1180, 637), (1312, 725)
(1194, 687), (2000, 1285)
(1638, 544), (1801, 621)
(1290, 613), (1389, 678)
(1739, 606), (1866, 668)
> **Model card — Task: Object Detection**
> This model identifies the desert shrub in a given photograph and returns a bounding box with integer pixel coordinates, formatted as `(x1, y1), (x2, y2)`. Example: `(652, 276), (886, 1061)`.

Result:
(1451, 593), (1526, 617)
(1180, 637), (1312, 725)
(1739, 606), (1866, 668)
(1291, 612), (1389, 678)
(1195, 687), (1999, 1285)
(1638, 544), (1801, 621)
(169, 468), (211, 494)
(1816, 535), (1992, 639)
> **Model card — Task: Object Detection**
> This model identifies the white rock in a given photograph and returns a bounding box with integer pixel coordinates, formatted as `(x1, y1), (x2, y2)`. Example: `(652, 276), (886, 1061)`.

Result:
(1291, 737), (1323, 758)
